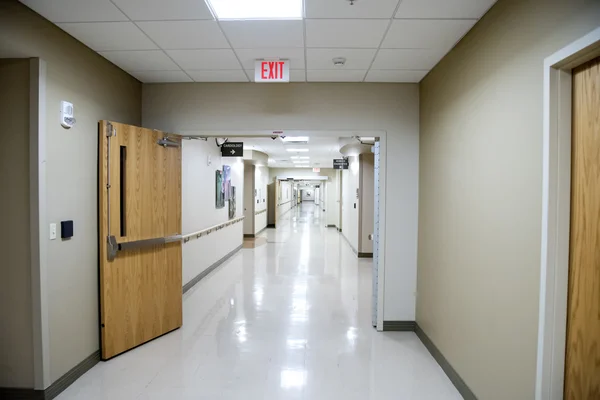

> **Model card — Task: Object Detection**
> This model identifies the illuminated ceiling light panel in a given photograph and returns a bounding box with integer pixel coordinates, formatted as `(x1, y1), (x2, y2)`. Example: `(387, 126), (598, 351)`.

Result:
(361, 137), (376, 141)
(286, 148), (309, 152)
(206, 0), (303, 20)
(282, 136), (309, 142)
(290, 156), (310, 159)
(292, 160), (309, 164)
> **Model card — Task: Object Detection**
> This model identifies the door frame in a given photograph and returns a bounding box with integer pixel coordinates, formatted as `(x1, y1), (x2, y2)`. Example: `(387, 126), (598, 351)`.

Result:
(536, 27), (600, 400)
(181, 129), (387, 330)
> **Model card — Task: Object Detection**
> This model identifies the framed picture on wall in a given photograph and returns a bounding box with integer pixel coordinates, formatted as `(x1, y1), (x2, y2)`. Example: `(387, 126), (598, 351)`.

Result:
(215, 170), (225, 209)
(229, 186), (236, 219)
(223, 165), (231, 201)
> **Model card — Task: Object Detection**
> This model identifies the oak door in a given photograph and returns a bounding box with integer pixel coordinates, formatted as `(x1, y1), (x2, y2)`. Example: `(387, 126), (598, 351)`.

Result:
(564, 56), (600, 399)
(98, 121), (182, 360)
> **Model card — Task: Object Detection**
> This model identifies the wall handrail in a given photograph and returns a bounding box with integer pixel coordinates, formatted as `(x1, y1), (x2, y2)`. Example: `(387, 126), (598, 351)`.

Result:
(255, 209), (267, 216)
(182, 216), (245, 243)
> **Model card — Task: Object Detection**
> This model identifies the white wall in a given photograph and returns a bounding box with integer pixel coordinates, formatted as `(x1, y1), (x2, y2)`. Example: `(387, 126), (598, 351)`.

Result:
(341, 156), (360, 253)
(182, 140), (244, 285)
(254, 165), (268, 234)
(326, 181), (339, 227)
(142, 83), (419, 321)
(243, 163), (255, 235)
(301, 189), (315, 202)
(277, 180), (294, 218)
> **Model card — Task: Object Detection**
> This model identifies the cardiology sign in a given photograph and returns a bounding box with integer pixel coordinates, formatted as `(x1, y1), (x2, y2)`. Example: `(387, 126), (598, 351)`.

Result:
(255, 60), (290, 83)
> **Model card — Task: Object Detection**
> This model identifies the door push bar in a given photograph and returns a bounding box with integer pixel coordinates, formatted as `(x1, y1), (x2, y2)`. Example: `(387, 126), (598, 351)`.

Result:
(107, 234), (182, 261)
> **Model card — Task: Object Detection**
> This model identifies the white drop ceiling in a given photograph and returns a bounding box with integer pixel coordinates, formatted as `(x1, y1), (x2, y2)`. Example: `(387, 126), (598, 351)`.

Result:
(20, 0), (497, 83)
(238, 136), (345, 169)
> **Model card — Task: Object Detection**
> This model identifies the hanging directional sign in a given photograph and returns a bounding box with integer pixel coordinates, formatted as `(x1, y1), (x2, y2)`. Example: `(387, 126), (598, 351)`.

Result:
(221, 142), (243, 157)
(333, 158), (349, 169)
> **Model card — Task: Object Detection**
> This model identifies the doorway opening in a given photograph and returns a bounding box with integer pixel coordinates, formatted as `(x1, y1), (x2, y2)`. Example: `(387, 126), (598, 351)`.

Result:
(184, 131), (386, 329)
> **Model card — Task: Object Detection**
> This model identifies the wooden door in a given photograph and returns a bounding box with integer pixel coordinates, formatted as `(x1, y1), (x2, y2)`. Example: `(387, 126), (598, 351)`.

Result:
(564, 56), (600, 399)
(98, 121), (182, 360)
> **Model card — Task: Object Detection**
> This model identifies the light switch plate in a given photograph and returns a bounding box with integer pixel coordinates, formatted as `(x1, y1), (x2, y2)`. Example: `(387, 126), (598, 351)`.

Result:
(50, 223), (57, 240)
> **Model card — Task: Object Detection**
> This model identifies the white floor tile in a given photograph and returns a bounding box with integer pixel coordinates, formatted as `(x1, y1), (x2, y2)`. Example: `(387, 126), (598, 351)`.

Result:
(56, 203), (462, 400)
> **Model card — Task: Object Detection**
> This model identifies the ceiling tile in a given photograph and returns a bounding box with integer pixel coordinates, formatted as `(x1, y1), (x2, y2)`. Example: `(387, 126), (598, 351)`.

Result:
(246, 70), (306, 82)
(396, 0), (496, 19)
(167, 49), (241, 70)
(290, 70), (307, 82)
(221, 21), (304, 48)
(57, 22), (158, 51)
(305, 20), (388, 48)
(130, 70), (192, 83)
(99, 50), (180, 72)
(372, 48), (445, 70)
(382, 19), (476, 50)
(235, 48), (305, 70)
(307, 70), (366, 82)
(20, 0), (128, 22)
(305, 0), (400, 18)
(365, 69), (428, 82)
(137, 21), (229, 49)
(307, 48), (377, 70)
(187, 70), (249, 82)
(111, 0), (213, 20)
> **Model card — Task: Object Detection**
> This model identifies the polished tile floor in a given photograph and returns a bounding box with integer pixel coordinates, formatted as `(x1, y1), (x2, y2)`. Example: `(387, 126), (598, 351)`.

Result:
(57, 203), (462, 400)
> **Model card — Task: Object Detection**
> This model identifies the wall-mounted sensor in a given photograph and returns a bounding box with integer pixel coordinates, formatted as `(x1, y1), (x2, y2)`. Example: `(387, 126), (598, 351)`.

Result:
(61, 220), (74, 239)
(60, 101), (76, 129)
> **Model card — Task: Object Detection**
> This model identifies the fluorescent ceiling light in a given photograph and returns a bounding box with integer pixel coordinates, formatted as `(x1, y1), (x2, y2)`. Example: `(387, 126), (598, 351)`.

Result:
(292, 160), (309, 164)
(290, 156), (310, 159)
(282, 136), (309, 142)
(295, 166), (308, 168)
(206, 0), (303, 20)
(360, 137), (376, 142)
(286, 149), (309, 152)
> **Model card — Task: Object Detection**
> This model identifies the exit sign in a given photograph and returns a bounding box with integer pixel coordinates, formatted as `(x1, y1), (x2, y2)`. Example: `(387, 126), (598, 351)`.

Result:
(255, 60), (290, 83)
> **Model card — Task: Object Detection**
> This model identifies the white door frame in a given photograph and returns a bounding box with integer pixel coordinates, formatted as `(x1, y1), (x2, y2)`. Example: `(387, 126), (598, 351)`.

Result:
(536, 27), (600, 400)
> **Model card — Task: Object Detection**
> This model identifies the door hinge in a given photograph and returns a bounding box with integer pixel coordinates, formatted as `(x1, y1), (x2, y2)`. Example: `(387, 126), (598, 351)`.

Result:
(106, 122), (116, 137)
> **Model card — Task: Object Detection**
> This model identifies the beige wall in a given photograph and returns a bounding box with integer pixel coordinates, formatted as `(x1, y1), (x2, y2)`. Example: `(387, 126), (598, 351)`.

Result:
(417, 0), (600, 399)
(143, 84), (420, 320)
(0, 0), (141, 385)
(359, 153), (374, 254)
(0, 58), (34, 388)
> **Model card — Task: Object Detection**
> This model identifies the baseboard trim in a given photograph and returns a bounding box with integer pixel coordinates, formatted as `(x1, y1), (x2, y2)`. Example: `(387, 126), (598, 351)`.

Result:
(0, 388), (43, 400)
(415, 323), (478, 400)
(382, 320), (416, 331)
(267, 223), (275, 228)
(182, 244), (243, 294)
(0, 350), (100, 399)
(326, 224), (336, 228)
(243, 234), (254, 238)
(358, 252), (373, 258)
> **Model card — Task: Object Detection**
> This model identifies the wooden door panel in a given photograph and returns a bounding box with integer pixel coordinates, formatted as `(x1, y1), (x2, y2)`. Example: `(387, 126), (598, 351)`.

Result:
(565, 56), (600, 399)
(99, 121), (182, 360)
